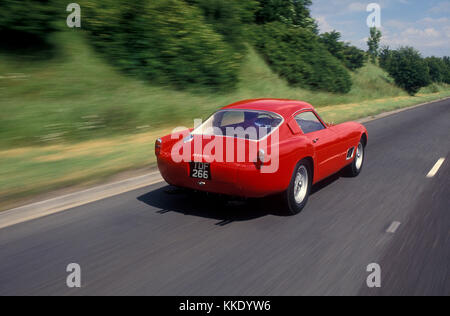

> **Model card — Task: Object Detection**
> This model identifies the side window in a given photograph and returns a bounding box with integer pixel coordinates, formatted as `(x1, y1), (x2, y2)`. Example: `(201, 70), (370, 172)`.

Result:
(295, 111), (326, 134)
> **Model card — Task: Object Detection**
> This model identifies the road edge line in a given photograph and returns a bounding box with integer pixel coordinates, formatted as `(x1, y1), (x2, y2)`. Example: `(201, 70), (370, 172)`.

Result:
(356, 96), (450, 124)
(0, 172), (164, 229)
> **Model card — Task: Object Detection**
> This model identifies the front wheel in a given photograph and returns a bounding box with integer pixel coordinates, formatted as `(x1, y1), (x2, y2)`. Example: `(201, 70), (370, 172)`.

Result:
(283, 160), (312, 215)
(346, 140), (365, 177)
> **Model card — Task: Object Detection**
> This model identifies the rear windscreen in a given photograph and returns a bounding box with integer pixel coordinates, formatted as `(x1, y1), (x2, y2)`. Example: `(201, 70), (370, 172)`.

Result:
(192, 110), (283, 140)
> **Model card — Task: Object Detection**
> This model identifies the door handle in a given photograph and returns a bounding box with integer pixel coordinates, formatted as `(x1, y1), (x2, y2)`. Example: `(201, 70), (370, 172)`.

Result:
(313, 138), (319, 144)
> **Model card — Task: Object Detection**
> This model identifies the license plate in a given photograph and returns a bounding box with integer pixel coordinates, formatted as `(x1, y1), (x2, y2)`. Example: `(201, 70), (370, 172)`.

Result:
(190, 162), (211, 180)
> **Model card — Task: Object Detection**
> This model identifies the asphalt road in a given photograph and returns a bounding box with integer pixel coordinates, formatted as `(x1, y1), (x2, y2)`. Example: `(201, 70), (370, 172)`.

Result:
(0, 99), (449, 296)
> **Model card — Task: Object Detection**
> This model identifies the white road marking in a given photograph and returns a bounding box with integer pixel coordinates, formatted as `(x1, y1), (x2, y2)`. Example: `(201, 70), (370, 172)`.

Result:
(386, 221), (401, 234)
(426, 158), (445, 178)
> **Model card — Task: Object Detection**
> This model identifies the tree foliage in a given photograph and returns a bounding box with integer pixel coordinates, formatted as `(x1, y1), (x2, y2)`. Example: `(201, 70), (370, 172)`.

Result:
(184, 0), (258, 51)
(319, 31), (366, 71)
(379, 46), (393, 70)
(252, 22), (352, 93)
(255, 0), (318, 33)
(319, 31), (344, 60)
(443, 57), (450, 84)
(367, 27), (382, 63)
(81, 0), (241, 91)
(342, 44), (367, 71)
(425, 57), (447, 83)
(0, 0), (60, 39)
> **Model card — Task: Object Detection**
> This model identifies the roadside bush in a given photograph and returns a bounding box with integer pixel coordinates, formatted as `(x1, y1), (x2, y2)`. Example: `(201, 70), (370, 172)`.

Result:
(81, 0), (241, 91)
(252, 23), (352, 93)
(381, 47), (431, 95)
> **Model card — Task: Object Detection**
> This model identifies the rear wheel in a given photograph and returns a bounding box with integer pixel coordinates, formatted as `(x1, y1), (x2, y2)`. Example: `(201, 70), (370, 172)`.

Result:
(346, 139), (365, 177)
(284, 159), (312, 215)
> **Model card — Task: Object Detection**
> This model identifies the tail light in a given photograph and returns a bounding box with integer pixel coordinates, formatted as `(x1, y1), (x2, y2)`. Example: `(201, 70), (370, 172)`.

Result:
(155, 138), (162, 156)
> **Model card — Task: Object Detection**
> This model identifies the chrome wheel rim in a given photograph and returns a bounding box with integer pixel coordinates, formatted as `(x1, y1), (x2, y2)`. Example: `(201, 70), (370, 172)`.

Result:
(294, 166), (308, 204)
(355, 143), (363, 170)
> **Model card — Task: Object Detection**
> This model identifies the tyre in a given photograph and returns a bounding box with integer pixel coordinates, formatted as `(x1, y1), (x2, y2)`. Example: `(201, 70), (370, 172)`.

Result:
(284, 159), (312, 215)
(346, 139), (365, 177)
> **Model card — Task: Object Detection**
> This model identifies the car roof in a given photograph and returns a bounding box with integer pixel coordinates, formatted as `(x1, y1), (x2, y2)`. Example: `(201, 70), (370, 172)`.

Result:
(222, 99), (314, 118)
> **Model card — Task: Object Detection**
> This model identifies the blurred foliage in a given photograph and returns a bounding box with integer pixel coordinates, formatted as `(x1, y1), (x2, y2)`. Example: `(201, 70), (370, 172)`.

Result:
(319, 31), (366, 71)
(379, 47), (431, 95)
(81, 0), (241, 91)
(2, 0), (445, 97)
(0, 0), (60, 38)
(0, 0), (62, 56)
(252, 22), (352, 93)
(183, 0), (258, 51)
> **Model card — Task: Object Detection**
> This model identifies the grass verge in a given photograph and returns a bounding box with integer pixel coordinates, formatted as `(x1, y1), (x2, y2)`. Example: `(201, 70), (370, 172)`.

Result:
(1, 93), (449, 211)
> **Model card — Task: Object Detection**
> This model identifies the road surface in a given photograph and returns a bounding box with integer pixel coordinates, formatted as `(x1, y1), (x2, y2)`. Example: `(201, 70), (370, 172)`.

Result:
(0, 99), (449, 296)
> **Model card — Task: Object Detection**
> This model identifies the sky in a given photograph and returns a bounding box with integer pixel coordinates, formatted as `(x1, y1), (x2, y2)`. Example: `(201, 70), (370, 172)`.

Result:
(311, 0), (450, 57)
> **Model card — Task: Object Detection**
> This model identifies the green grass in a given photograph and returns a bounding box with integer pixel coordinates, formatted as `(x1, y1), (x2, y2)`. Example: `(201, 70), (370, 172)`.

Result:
(0, 30), (449, 209)
(2, 31), (448, 149)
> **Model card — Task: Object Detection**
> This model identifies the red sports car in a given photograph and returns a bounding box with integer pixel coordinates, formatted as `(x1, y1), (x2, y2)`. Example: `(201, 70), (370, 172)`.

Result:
(155, 99), (367, 215)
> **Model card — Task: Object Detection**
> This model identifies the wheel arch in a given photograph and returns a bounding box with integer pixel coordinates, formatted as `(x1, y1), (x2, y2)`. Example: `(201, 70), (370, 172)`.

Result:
(300, 156), (314, 184)
(361, 133), (368, 147)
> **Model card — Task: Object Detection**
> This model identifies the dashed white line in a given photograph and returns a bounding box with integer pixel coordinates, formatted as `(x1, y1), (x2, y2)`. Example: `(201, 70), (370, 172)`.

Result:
(426, 158), (445, 178)
(386, 221), (401, 234)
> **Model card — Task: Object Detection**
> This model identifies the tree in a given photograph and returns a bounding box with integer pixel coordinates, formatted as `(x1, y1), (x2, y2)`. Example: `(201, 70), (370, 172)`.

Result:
(184, 0), (258, 50)
(443, 57), (450, 84)
(342, 44), (366, 71)
(82, 0), (241, 91)
(255, 0), (292, 24)
(319, 31), (366, 71)
(425, 57), (446, 83)
(252, 22), (352, 93)
(367, 27), (382, 63)
(382, 47), (431, 95)
(291, 0), (318, 32)
(319, 31), (345, 60)
(378, 46), (392, 70)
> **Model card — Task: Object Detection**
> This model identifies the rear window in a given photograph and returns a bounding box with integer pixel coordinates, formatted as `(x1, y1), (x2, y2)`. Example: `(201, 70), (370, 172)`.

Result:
(193, 110), (283, 140)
